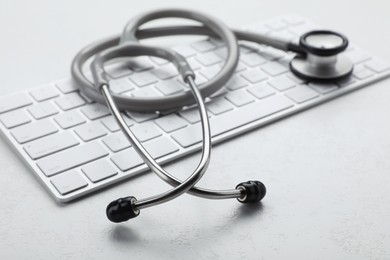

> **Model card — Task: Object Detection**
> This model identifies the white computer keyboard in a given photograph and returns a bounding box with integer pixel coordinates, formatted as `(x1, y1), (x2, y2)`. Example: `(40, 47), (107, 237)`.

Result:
(1, 15), (389, 203)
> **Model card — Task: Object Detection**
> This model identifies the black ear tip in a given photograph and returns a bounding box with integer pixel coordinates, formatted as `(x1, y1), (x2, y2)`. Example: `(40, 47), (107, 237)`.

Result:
(236, 181), (266, 203)
(106, 196), (140, 223)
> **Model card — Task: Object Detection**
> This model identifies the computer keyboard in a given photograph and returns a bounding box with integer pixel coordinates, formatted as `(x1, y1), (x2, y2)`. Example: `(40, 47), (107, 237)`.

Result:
(1, 15), (389, 203)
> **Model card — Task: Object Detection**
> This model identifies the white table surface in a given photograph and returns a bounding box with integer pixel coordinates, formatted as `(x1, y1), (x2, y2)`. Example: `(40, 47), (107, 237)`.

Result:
(1, 0), (390, 259)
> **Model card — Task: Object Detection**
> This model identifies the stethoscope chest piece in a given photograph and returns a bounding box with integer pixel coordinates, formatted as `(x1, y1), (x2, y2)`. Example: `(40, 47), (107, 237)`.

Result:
(290, 30), (353, 81)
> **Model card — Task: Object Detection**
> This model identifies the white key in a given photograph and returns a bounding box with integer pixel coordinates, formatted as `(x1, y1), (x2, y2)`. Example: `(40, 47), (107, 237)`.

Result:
(261, 47), (286, 60)
(56, 79), (78, 93)
(54, 110), (86, 129)
(269, 29), (296, 42)
(187, 58), (201, 70)
(225, 90), (255, 107)
(100, 115), (133, 132)
(346, 49), (371, 64)
(156, 79), (185, 95)
(131, 122), (162, 142)
(191, 40), (216, 52)
(285, 85), (319, 103)
(111, 137), (179, 171)
(287, 72), (306, 84)
(196, 52), (222, 66)
(109, 78), (135, 94)
(29, 85), (59, 101)
(261, 61), (289, 76)
(102, 132), (131, 152)
(104, 61), (133, 78)
(74, 121), (107, 141)
(210, 87), (228, 98)
(247, 82), (276, 99)
(24, 131), (79, 160)
(28, 102), (59, 119)
(241, 69), (269, 83)
(268, 75), (296, 91)
(37, 141), (108, 176)
(309, 82), (338, 94)
(155, 114), (187, 133)
(200, 64), (222, 80)
(172, 95), (293, 147)
(171, 45), (197, 57)
(353, 67), (374, 80)
(81, 159), (118, 183)
(132, 87), (162, 98)
(11, 119), (58, 144)
(225, 76), (249, 90)
(129, 71), (158, 87)
(128, 57), (154, 72)
(207, 98), (234, 115)
(179, 107), (210, 124)
(0, 109), (31, 128)
(126, 111), (158, 123)
(0, 93), (32, 114)
(51, 170), (88, 195)
(365, 59), (390, 73)
(150, 57), (169, 65)
(240, 52), (267, 67)
(81, 103), (111, 120)
(55, 93), (86, 111)
(151, 64), (179, 80)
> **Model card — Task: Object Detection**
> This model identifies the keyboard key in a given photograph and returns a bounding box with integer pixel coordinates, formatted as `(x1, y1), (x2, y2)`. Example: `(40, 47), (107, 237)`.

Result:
(353, 67), (374, 80)
(196, 52), (222, 66)
(109, 78), (135, 93)
(207, 98), (234, 115)
(111, 137), (179, 171)
(225, 89), (255, 107)
(56, 79), (78, 94)
(285, 85), (319, 103)
(54, 110), (86, 129)
(179, 107), (210, 124)
(11, 119), (58, 144)
(55, 93), (86, 111)
(150, 57), (169, 65)
(81, 159), (118, 183)
(37, 141), (108, 176)
(365, 59), (390, 73)
(0, 109), (31, 129)
(186, 58), (201, 70)
(0, 93), (32, 114)
(74, 121), (107, 141)
(155, 114), (188, 133)
(172, 95), (293, 147)
(111, 148), (143, 171)
(241, 69), (269, 83)
(100, 115), (133, 132)
(241, 52), (267, 67)
(210, 87), (228, 98)
(132, 87), (162, 98)
(152, 64), (179, 80)
(247, 82), (276, 99)
(51, 170), (88, 195)
(346, 49), (371, 64)
(29, 85), (59, 101)
(309, 82), (338, 94)
(28, 102), (59, 119)
(156, 79), (185, 95)
(268, 75), (296, 91)
(128, 57), (154, 72)
(261, 61), (289, 76)
(171, 45), (197, 57)
(81, 103), (111, 120)
(104, 60), (133, 78)
(129, 71), (158, 87)
(126, 111), (158, 123)
(225, 76), (249, 90)
(102, 132), (131, 152)
(191, 40), (216, 52)
(131, 121), (162, 142)
(200, 64), (222, 80)
(24, 131), (80, 160)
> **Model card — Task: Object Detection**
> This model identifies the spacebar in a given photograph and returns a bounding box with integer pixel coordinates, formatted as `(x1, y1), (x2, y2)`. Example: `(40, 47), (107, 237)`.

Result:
(172, 95), (293, 148)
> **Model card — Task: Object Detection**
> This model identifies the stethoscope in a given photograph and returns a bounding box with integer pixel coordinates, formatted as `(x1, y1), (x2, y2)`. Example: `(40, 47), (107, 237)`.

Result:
(71, 9), (353, 223)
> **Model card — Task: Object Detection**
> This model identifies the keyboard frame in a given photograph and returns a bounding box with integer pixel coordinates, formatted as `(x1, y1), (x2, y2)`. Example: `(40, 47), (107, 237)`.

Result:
(1, 15), (390, 203)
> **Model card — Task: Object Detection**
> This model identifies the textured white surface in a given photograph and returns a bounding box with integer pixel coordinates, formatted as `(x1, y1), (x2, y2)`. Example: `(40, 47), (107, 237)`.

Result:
(1, 0), (390, 259)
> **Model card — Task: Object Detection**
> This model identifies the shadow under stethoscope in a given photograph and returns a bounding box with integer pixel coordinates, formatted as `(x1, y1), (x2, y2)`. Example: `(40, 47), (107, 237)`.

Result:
(108, 202), (265, 245)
